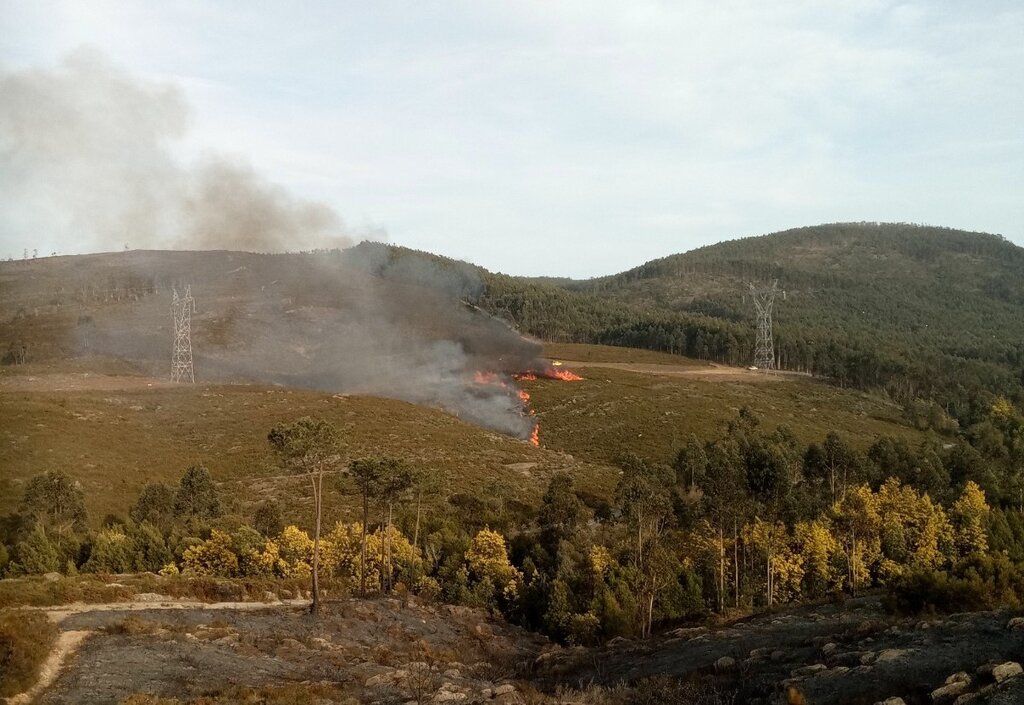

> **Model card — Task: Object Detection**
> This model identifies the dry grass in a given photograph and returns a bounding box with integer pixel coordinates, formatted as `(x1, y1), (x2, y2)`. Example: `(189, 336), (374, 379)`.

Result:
(0, 609), (58, 697)
(118, 683), (358, 705)
(0, 573), (334, 609)
(526, 364), (925, 466)
(0, 382), (617, 525)
(542, 343), (708, 366)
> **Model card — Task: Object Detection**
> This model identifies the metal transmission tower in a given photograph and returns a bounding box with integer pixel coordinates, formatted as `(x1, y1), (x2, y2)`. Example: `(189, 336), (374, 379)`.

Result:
(749, 280), (780, 370)
(170, 285), (195, 383)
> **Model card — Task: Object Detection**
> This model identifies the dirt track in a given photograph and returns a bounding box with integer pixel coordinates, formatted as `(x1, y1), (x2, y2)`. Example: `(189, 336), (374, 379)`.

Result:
(0, 373), (173, 393)
(561, 360), (810, 382)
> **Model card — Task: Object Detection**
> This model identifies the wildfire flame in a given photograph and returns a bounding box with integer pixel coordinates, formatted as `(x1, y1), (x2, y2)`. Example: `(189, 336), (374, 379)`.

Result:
(470, 361), (581, 448)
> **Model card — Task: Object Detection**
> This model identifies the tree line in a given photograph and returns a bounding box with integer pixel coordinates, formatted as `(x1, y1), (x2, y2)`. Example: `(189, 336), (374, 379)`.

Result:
(5, 396), (1024, 642)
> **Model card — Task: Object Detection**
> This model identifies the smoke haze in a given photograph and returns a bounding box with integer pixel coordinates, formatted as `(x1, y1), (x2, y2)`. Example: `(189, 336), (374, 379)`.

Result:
(0, 50), (546, 438)
(0, 50), (351, 254)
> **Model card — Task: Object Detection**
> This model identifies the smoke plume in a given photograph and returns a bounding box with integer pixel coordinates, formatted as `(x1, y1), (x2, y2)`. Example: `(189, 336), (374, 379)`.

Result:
(0, 49), (351, 253)
(0, 53), (549, 439)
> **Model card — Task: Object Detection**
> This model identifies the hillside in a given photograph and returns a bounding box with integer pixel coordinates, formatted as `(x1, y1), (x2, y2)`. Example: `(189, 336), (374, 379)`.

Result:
(483, 223), (1024, 419)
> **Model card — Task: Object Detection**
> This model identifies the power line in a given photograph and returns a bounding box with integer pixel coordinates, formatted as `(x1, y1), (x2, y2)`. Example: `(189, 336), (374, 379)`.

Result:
(171, 285), (195, 383)
(749, 280), (781, 370)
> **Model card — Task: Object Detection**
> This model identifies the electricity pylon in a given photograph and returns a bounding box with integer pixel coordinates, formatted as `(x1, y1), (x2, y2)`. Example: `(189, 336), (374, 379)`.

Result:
(171, 285), (195, 383)
(749, 280), (779, 370)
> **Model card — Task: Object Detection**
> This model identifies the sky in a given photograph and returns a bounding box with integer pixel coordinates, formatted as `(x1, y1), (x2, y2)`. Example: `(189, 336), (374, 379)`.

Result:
(1, 1), (1022, 278)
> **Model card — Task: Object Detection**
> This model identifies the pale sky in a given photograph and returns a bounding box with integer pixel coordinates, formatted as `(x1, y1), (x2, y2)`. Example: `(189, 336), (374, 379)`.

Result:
(1, 1), (1022, 278)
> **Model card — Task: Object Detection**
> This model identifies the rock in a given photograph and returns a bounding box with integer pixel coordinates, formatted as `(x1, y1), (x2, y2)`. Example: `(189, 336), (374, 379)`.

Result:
(791, 663), (827, 677)
(443, 669), (461, 679)
(493, 684), (516, 696)
(873, 699), (906, 705)
(750, 647), (771, 659)
(263, 591), (279, 602)
(876, 649), (912, 663)
(432, 692), (467, 703)
(822, 642), (840, 656)
(43, 572), (62, 582)
(1007, 617), (1024, 630)
(930, 681), (968, 702)
(134, 592), (169, 602)
(945, 672), (971, 685)
(365, 672), (395, 688)
(715, 656), (736, 671)
(667, 626), (707, 639)
(952, 695), (977, 705)
(826, 666), (850, 676)
(991, 662), (1023, 683)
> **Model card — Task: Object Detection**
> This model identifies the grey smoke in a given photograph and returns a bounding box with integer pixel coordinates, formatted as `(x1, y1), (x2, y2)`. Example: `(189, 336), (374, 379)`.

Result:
(0, 52), (547, 439)
(0, 49), (351, 253)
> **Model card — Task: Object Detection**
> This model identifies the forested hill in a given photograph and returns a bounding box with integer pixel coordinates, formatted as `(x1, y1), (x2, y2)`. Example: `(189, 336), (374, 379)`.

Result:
(479, 223), (1024, 420)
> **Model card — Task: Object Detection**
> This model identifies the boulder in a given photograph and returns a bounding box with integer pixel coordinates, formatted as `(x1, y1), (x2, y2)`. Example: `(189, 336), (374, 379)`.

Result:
(791, 663), (827, 677)
(929, 681), (967, 702)
(873, 699), (906, 705)
(822, 642), (840, 657)
(945, 672), (971, 685)
(876, 649), (913, 663)
(991, 662), (1023, 683)
(1006, 617), (1024, 631)
(493, 684), (516, 696)
(715, 656), (736, 671)
(749, 647), (771, 659)
(43, 572), (62, 582)
(432, 692), (466, 703)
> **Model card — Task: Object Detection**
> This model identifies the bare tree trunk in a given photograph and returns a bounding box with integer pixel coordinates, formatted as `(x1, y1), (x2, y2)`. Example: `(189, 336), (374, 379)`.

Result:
(386, 501), (394, 592)
(310, 472), (322, 616)
(718, 525), (725, 613)
(360, 491), (369, 596)
(733, 519), (740, 609)
(380, 503), (387, 592)
(413, 492), (422, 549)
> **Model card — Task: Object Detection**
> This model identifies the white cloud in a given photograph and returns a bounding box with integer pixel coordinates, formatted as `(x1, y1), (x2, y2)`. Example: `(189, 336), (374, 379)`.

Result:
(1, 0), (1021, 275)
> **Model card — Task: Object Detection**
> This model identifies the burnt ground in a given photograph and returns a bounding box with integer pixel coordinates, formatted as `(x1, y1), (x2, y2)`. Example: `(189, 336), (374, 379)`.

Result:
(36, 598), (547, 705)
(22, 595), (1024, 705)
(536, 596), (1024, 704)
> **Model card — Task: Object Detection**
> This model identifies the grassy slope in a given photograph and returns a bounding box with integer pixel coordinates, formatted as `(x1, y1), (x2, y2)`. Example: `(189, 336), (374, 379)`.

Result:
(533, 345), (924, 466)
(1, 342), (926, 525)
(0, 381), (615, 526)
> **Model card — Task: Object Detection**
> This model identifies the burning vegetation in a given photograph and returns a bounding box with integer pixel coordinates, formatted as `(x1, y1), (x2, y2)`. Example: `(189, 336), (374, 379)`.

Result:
(473, 363), (583, 446)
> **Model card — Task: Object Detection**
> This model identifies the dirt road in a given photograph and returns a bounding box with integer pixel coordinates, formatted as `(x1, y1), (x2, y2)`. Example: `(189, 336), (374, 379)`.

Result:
(560, 360), (810, 382)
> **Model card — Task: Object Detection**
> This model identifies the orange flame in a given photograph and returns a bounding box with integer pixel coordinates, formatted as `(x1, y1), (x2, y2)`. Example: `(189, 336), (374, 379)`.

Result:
(548, 368), (583, 381)
(474, 371), (500, 385)
(529, 424), (540, 447)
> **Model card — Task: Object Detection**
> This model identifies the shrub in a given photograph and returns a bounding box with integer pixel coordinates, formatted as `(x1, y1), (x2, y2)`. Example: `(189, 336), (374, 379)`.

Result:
(84, 527), (137, 573)
(0, 609), (57, 696)
(181, 530), (238, 577)
(15, 524), (60, 574)
(882, 570), (989, 615)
